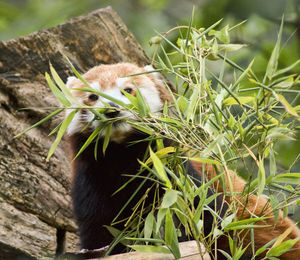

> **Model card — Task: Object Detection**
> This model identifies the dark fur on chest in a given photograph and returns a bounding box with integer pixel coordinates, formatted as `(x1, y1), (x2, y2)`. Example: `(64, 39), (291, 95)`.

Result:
(70, 133), (156, 250)
(69, 133), (231, 259)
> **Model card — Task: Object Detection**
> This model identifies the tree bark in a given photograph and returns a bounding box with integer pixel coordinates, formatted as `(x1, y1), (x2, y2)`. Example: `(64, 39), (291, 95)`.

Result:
(0, 7), (149, 259)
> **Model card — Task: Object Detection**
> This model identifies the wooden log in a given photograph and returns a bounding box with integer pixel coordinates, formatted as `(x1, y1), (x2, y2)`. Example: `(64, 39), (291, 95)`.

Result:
(101, 241), (211, 260)
(59, 241), (211, 260)
(0, 7), (148, 259)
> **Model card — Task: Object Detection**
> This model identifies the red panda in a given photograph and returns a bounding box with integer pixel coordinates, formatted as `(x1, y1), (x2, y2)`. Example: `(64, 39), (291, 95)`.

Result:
(65, 63), (300, 259)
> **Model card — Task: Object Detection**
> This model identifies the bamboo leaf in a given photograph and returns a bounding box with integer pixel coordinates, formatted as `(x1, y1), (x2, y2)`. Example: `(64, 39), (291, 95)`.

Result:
(50, 64), (81, 105)
(130, 245), (171, 254)
(155, 208), (167, 235)
(187, 157), (222, 165)
(231, 59), (254, 92)
(257, 157), (266, 195)
(274, 59), (300, 77)
(145, 147), (176, 165)
(223, 96), (254, 106)
(265, 17), (284, 81)
(267, 238), (300, 257)
(144, 212), (155, 241)
(275, 93), (300, 119)
(165, 209), (180, 258)
(218, 43), (246, 52)
(73, 125), (104, 161)
(273, 173), (300, 184)
(14, 108), (64, 138)
(136, 87), (150, 117)
(46, 109), (77, 161)
(161, 189), (178, 208)
(120, 89), (138, 108)
(224, 217), (269, 231)
(149, 147), (172, 188)
(45, 73), (71, 107)
(103, 123), (112, 154)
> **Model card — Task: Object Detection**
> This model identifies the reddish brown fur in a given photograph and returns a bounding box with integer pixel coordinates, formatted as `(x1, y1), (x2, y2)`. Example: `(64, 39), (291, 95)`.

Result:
(190, 161), (300, 259)
(68, 63), (172, 102)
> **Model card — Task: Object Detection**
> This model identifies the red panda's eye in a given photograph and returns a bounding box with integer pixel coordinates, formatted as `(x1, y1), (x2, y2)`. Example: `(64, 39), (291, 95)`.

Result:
(123, 88), (132, 94)
(88, 94), (99, 101)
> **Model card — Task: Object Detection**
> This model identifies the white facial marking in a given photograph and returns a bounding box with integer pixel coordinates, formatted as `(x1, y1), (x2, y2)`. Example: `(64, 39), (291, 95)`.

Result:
(139, 86), (162, 113)
(90, 81), (101, 91)
(144, 65), (163, 81)
(144, 65), (154, 71)
(116, 77), (129, 88)
(66, 70), (164, 142)
(66, 76), (77, 88)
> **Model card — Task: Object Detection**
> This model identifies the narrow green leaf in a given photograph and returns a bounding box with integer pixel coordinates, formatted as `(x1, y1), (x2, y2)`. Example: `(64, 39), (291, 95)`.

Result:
(221, 214), (235, 229)
(161, 189), (178, 208)
(275, 93), (300, 119)
(231, 59), (254, 92)
(255, 238), (277, 256)
(224, 217), (269, 230)
(218, 43), (246, 52)
(257, 157), (266, 195)
(155, 208), (167, 235)
(149, 147), (172, 188)
(50, 64), (81, 106)
(45, 73), (71, 107)
(265, 17), (284, 81)
(274, 59), (300, 77)
(273, 173), (300, 184)
(186, 84), (200, 122)
(185, 8), (194, 49)
(73, 125), (104, 161)
(187, 157), (222, 165)
(226, 224), (270, 231)
(201, 134), (223, 156)
(223, 96), (254, 106)
(267, 238), (300, 257)
(46, 110), (77, 161)
(144, 212), (155, 241)
(130, 245), (171, 254)
(103, 123), (112, 154)
(120, 89), (138, 108)
(14, 108), (64, 138)
(155, 31), (184, 54)
(197, 19), (223, 39)
(165, 209), (180, 258)
(269, 148), (277, 178)
(48, 121), (62, 136)
(136, 87), (150, 117)
(145, 147), (176, 165)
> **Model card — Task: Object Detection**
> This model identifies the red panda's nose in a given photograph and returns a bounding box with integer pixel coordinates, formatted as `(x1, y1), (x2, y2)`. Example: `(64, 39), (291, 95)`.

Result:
(105, 102), (120, 118)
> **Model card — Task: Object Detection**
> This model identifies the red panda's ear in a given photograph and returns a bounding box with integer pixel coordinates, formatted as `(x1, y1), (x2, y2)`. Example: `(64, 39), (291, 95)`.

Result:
(66, 76), (77, 88)
(144, 65), (174, 103)
(144, 65), (163, 81)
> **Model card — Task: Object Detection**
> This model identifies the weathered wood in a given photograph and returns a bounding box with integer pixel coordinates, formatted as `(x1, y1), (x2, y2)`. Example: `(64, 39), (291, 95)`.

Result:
(101, 241), (211, 260)
(0, 7), (149, 259)
(59, 241), (211, 260)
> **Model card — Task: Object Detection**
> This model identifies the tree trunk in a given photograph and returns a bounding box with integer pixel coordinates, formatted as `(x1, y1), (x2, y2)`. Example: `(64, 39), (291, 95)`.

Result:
(0, 7), (149, 259)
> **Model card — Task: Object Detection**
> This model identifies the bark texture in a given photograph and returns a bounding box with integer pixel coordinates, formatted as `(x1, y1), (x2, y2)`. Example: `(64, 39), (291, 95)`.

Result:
(0, 7), (149, 259)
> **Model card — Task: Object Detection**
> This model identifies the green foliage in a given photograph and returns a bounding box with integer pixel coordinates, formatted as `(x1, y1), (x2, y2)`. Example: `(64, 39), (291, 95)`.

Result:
(17, 17), (300, 258)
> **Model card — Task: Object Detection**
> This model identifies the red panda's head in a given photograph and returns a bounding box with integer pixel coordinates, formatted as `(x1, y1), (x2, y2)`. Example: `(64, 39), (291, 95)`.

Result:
(65, 63), (172, 142)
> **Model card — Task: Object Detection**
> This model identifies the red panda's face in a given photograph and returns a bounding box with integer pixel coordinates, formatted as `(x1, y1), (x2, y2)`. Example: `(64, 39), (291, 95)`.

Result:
(65, 63), (169, 142)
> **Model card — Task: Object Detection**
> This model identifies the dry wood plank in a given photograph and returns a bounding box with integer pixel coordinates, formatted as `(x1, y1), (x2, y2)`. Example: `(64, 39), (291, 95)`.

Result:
(101, 241), (211, 260)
